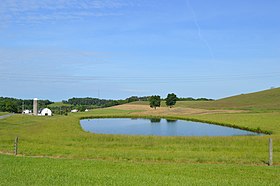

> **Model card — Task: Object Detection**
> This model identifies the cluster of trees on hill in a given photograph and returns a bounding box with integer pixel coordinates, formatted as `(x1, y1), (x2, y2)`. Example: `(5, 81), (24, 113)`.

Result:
(63, 98), (122, 108)
(149, 93), (213, 109)
(0, 97), (53, 113)
(149, 93), (178, 109)
(62, 96), (150, 108)
(177, 97), (214, 101)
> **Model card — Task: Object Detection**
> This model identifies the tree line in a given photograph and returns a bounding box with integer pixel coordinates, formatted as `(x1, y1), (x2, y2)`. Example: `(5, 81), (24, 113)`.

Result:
(0, 97), (53, 113)
(0, 95), (213, 113)
(63, 96), (149, 107)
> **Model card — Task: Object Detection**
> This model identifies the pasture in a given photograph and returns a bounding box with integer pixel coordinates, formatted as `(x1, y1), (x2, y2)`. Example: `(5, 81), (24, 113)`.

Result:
(0, 112), (8, 116)
(1, 89), (280, 184)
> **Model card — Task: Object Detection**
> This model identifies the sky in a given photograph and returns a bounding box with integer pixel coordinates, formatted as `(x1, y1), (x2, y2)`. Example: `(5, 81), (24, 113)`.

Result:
(0, 0), (280, 101)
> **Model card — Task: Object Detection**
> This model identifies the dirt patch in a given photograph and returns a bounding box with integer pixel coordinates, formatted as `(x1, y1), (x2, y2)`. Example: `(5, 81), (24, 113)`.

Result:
(112, 104), (245, 116)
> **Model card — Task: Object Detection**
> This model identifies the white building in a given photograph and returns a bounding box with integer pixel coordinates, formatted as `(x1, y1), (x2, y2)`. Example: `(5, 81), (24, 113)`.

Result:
(71, 109), (79, 113)
(22, 110), (32, 114)
(38, 108), (52, 116)
(85, 109), (89, 112)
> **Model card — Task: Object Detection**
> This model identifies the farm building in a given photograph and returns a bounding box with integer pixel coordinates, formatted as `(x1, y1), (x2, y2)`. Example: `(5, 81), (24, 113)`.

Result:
(71, 109), (79, 113)
(22, 110), (32, 114)
(38, 108), (52, 116)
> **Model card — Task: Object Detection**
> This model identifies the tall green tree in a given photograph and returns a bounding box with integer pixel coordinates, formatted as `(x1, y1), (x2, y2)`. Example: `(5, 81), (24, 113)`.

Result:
(165, 93), (178, 108)
(5, 101), (18, 113)
(149, 95), (161, 109)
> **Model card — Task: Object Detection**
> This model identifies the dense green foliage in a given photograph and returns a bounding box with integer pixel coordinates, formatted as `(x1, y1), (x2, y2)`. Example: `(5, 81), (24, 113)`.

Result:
(1, 154), (279, 185)
(62, 96), (150, 111)
(149, 95), (161, 109)
(64, 97), (123, 107)
(0, 97), (53, 113)
(177, 97), (214, 101)
(165, 93), (178, 108)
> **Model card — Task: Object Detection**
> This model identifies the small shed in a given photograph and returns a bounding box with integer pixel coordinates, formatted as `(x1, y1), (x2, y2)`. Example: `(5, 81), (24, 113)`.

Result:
(71, 109), (78, 113)
(39, 108), (52, 116)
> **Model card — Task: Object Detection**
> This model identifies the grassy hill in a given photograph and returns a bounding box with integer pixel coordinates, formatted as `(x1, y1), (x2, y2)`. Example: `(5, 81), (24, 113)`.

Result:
(131, 88), (280, 111)
(48, 102), (72, 107)
(183, 87), (280, 111)
(1, 91), (280, 184)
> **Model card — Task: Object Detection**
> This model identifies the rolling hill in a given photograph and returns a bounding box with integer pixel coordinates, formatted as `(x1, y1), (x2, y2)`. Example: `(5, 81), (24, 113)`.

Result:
(131, 87), (280, 111)
(185, 87), (280, 110)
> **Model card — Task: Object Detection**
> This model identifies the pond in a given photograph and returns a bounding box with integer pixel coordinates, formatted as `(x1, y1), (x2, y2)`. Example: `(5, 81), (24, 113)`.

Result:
(80, 118), (263, 137)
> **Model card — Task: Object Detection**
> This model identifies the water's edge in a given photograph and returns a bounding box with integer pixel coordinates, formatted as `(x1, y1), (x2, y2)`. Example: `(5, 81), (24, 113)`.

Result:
(80, 115), (269, 135)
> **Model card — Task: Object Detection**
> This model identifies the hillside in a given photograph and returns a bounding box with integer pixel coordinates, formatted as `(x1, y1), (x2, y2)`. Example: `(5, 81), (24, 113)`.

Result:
(131, 88), (280, 111)
(184, 87), (280, 110)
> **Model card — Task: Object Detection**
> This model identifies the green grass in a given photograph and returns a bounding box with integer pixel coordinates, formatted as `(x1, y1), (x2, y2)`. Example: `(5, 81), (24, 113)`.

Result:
(131, 88), (280, 111)
(178, 88), (280, 111)
(48, 102), (72, 107)
(1, 154), (279, 186)
(0, 109), (279, 165)
(0, 112), (9, 116)
(1, 87), (280, 185)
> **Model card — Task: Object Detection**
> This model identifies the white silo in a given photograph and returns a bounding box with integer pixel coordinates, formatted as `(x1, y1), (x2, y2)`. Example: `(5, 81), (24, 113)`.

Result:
(33, 98), (38, 115)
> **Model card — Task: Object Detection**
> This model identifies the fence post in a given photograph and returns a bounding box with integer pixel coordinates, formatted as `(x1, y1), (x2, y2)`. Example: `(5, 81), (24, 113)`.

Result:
(14, 136), (18, 156)
(268, 138), (273, 166)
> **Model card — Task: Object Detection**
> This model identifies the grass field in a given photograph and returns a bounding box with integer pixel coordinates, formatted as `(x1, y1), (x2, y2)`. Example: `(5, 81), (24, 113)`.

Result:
(1, 154), (279, 186)
(132, 87), (280, 111)
(0, 112), (8, 116)
(0, 88), (280, 185)
(48, 102), (72, 107)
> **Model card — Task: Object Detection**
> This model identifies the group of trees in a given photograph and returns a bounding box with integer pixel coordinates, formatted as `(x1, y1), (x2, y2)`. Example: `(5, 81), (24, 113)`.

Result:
(62, 96), (149, 110)
(0, 97), (53, 113)
(63, 97), (122, 108)
(177, 97), (214, 101)
(149, 93), (178, 109)
(1, 94), (213, 114)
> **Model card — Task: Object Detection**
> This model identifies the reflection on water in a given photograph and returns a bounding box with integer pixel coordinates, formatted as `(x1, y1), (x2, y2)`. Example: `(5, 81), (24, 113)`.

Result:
(150, 118), (161, 123)
(80, 118), (263, 137)
(166, 119), (177, 123)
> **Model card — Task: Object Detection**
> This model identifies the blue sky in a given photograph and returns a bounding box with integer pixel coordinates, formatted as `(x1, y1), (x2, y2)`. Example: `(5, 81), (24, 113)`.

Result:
(0, 0), (280, 101)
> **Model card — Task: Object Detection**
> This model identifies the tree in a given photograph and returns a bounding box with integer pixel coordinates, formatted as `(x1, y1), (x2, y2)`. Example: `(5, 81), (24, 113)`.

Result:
(165, 93), (178, 108)
(5, 101), (18, 113)
(149, 95), (161, 109)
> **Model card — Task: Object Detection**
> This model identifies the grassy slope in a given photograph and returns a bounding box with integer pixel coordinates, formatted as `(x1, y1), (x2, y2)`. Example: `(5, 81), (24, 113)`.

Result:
(1, 88), (280, 184)
(0, 110), (279, 165)
(131, 88), (280, 111)
(0, 112), (8, 116)
(1, 154), (279, 186)
(48, 102), (72, 107)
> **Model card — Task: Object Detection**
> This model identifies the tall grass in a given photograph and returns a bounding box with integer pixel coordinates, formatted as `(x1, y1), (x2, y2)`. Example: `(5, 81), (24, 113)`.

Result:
(0, 109), (279, 165)
(1, 154), (279, 185)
